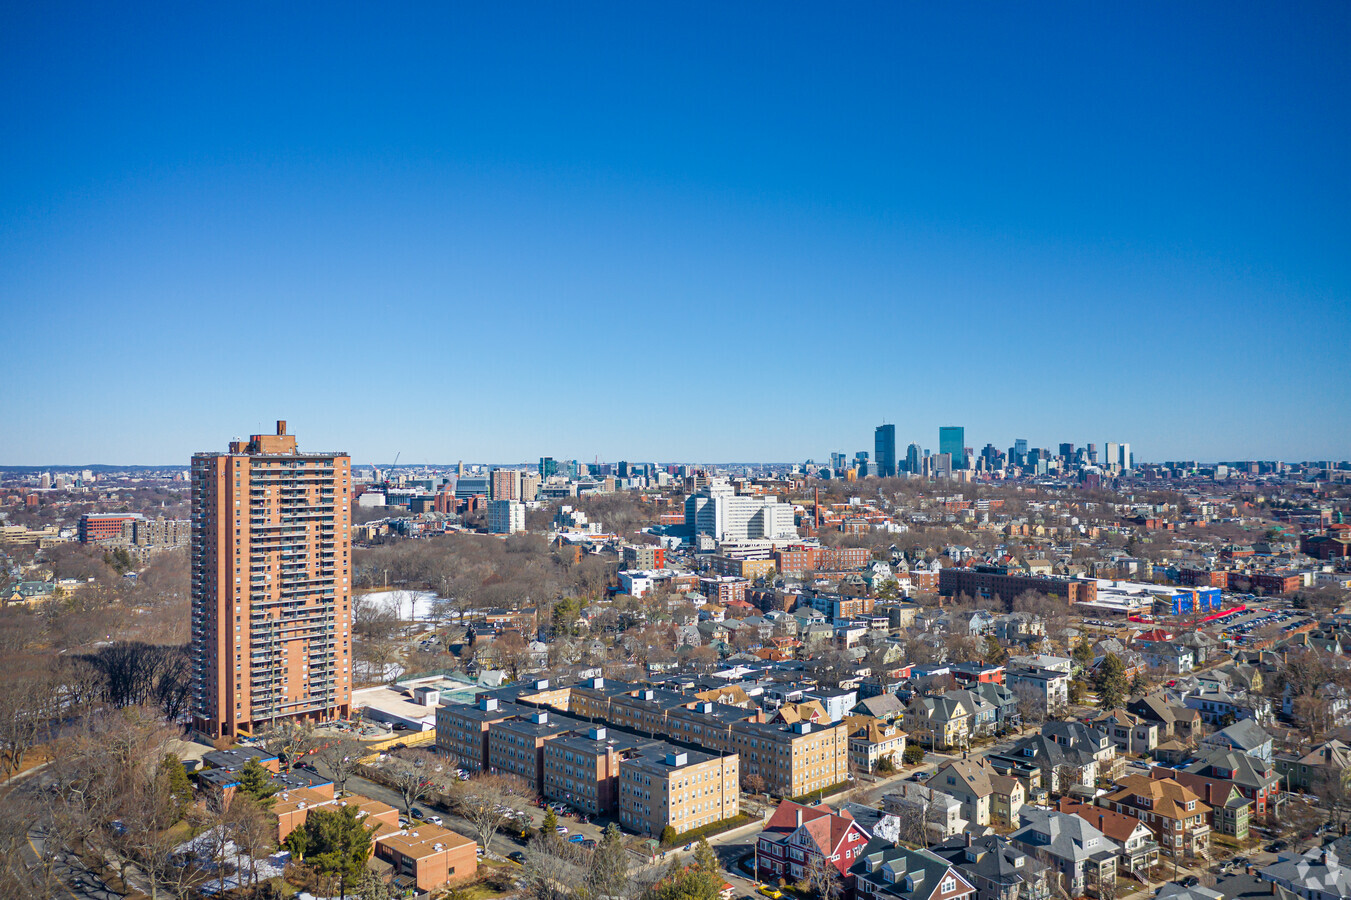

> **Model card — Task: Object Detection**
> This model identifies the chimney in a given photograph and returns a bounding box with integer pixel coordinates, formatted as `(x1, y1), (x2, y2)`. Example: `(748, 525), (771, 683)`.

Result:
(965, 832), (972, 847)
(1099, 815), (1105, 831)
(796, 809), (804, 827)
(277, 420), (287, 435)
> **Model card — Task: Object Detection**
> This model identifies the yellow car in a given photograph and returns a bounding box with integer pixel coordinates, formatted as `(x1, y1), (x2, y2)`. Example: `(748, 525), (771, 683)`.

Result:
(758, 887), (783, 899)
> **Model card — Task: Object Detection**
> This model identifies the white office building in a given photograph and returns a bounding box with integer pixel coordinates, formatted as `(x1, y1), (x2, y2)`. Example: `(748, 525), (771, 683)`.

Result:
(684, 479), (798, 543)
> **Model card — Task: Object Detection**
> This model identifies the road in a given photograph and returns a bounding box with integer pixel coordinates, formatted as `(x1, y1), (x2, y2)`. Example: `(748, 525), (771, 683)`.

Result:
(7, 766), (125, 900)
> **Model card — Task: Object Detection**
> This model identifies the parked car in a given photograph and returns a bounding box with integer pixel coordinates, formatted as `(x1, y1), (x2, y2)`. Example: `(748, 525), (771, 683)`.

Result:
(556, 826), (568, 835)
(1179, 876), (1199, 888)
(509, 851), (527, 864)
(427, 814), (443, 826)
(758, 887), (783, 900)
(568, 834), (586, 844)
(1265, 841), (1287, 853)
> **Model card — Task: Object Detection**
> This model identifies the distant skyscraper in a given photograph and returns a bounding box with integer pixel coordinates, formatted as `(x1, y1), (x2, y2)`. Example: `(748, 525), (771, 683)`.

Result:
(491, 468), (521, 500)
(190, 421), (352, 739)
(1014, 438), (1028, 456)
(1105, 442), (1120, 471)
(905, 443), (921, 475)
(939, 427), (965, 468)
(539, 457), (557, 478)
(874, 424), (897, 478)
(830, 451), (846, 473)
(1059, 443), (1075, 459)
(1119, 443), (1132, 471)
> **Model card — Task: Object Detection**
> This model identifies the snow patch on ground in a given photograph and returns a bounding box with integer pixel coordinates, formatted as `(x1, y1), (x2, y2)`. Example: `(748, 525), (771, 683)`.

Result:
(358, 589), (440, 621)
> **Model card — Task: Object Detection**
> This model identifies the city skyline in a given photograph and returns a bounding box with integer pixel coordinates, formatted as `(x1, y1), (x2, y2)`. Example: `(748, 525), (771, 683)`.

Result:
(2, 5), (1348, 464)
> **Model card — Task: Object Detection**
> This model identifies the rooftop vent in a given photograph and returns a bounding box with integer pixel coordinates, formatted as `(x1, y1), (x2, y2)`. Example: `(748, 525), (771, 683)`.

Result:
(481, 697), (499, 711)
(535, 679), (550, 689)
(532, 712), (549, 724)
(589, 727), (607, 740)
(666, 752), (689, 767)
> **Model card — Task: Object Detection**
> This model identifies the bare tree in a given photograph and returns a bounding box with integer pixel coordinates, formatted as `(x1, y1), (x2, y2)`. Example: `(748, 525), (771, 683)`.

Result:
(383, 750), (441, 818)
(314, 735), (368, 796)
(256, 719), (316, 771)
(446, 773), (532, 856)
(521, 832), (590, 900)
(0, 662), (59, 777)
(803, 851), (844, 900)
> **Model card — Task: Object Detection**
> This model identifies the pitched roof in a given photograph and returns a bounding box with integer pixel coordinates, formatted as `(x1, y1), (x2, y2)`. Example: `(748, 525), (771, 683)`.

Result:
(1055, 798), (1151, 845)
(1105, 773), (1210, 819)
(1011, 808), (1120, 864)
(928, 759), (995, 798)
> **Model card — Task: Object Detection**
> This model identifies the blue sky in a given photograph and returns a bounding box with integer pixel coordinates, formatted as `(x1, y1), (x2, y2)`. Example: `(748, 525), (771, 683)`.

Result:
(2, 3), (1348, 465)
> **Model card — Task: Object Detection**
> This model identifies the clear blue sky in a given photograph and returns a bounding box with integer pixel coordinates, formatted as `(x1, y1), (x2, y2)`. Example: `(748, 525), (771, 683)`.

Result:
(2, 3), (1348, 465)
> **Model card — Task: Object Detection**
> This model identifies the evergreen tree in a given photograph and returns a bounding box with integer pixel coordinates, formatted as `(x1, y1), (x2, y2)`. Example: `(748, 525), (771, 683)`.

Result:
(238, 757), (280, 808)
(588, 823), (630, 897)
(983, 635), (1006, 666)
(541, 806), (559, 837)
(692, 838), (719, 875)
(286, 805), (374, 900)
(161, 753), (194, 822)
(1094, 652), (1131, 710)
(1071, 640), (1095, 667)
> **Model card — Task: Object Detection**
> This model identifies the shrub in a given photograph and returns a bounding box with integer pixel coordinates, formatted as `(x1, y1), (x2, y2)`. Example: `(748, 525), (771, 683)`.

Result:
(660, 814), (753, 847)
(903, 745), (926, 766)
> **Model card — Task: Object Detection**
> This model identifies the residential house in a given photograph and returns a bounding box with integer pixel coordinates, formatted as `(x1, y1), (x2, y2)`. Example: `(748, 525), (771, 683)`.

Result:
(1010, 808), (1119, 898)
(948, 689), (999, 738)
(851, 841), (978, 900)
(905, 694), (972, 751)
(1184, 686), (1272, 727)
(927, 760), (996, 827)
(1101, 774), (1211, 860)
(1087, 709), (1158, 756)
(1054, 799), (1159, 878)
(1199, 719), (1274, 764)
(883, 783), (968, 845)
(971, 681), (1022, 733)
(1275, 739), (1351, 793)
(1005, 666), (1069, 718)
(1135, 642), (1194, 674)
(1258, 845), (1351, 900)
(927, 834), (1051, 900)
(1126, 693), (1203, 742)
(805, 687), (859, 723)
(1178, 748), (1282, 821)
(847, 716), (908, 774)
(854, 693), (907, 722)
(989, 774), (1026, 829)
(755, 800), (871, 885)
(1041, 722), (1121, 782)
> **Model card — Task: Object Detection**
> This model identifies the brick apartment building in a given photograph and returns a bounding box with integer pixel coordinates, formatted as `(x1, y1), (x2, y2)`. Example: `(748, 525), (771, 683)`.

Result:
(374, 824), (478, 892)
(617, 745), (739, 838)
(939, 565), (1096, 605)
(189, 421), (352, 739)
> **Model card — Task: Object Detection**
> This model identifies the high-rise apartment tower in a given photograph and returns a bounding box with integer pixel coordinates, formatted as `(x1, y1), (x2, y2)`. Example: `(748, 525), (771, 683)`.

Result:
(190, 421), (352, 739)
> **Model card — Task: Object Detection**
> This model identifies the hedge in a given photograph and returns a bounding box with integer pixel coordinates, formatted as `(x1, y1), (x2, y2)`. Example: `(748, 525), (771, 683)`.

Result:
(788, 781), (852, 805)
(661, 813), (755, 847)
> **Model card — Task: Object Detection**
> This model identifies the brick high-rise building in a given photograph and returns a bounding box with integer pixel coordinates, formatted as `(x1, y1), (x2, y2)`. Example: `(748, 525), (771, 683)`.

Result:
(190, 421), (353, 739)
